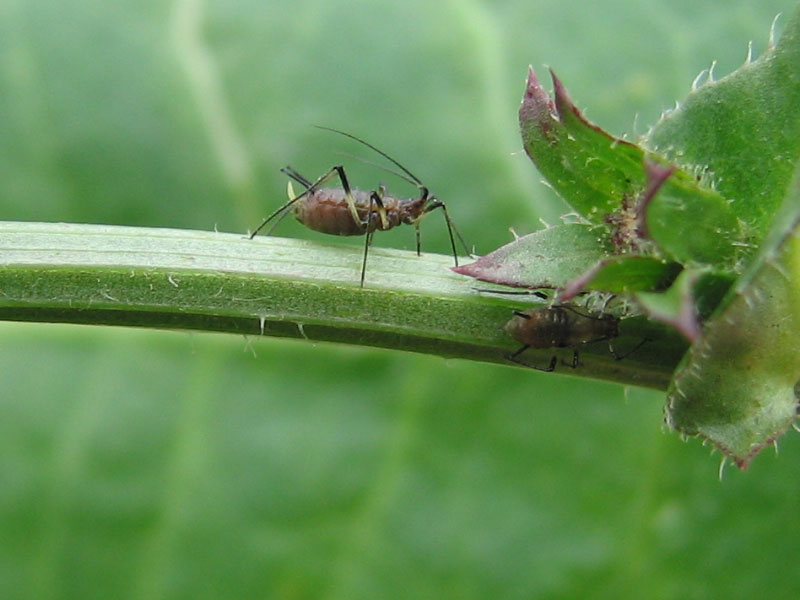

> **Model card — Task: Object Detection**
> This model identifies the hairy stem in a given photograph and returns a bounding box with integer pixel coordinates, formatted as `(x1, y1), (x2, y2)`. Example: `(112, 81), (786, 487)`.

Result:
(0, 222), (685, 389)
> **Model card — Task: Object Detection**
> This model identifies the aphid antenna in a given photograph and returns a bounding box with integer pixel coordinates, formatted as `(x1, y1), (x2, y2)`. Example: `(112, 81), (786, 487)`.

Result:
(314, 125), (424, 187)
(333, 151), (421, 189)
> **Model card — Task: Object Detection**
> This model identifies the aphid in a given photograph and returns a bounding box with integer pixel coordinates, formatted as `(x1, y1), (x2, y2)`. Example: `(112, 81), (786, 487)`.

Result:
(248, 127), (469, 286)
(504, 304), (645, 372)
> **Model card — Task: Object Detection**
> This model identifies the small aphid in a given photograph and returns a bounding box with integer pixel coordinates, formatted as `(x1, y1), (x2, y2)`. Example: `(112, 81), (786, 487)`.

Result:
(504, 305), (645, 372)
(249, 127), (469, 286)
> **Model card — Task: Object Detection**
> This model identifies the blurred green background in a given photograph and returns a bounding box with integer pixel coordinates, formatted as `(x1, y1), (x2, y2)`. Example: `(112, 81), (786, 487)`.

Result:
(1, 1), (799, 598)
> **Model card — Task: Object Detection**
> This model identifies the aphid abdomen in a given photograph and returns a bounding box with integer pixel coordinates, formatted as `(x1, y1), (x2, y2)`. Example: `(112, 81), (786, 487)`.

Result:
(365, 196), (402, 231)
(504, 304), (640, 372)
(294, 189), (367, 236)
(294, 189), (403, 236)
(504, 307), (619, 349)
(569, 312), (619, 346)
(504, 307), (572, 349)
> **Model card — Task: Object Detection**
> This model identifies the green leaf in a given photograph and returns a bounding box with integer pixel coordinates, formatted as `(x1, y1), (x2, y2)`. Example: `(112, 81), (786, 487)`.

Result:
(646, 168), (743, 266)
(562, 255), (683, 298)
(453, 221), (682, 296)
(636, 269), (733, 342)
(646, 7), (800, 243)
(452, 223), (612, 289)
(518, 69), (745, 269)
(518, 68), (644, 223)
(666, 166), (800, 468)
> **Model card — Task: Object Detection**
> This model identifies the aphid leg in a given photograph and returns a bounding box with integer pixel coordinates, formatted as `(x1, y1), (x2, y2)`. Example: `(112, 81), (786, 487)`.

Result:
(507, 345), (558, 372)
(359, 187), (387, 287)
(249, 166), (343, 239)
(505, 313), (558, 372)
(441, 202), (472, 259)
(360, 224), (375, 288)
(265, 205), (295, 236)
(258, 180), (301, 236)
(281, 166), (314, 188)
(608, 337), (649, 361)
(325, 164), (364, 229)
(373, 184), (390, 230)
(508, 343), (529, 360)
(564, 349), (581, 369)
(423, 197), (471, 265)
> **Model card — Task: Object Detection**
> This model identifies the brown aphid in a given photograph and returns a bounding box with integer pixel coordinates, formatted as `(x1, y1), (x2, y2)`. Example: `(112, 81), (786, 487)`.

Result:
(504, 305), (642, 372)
(248, 127), (468, 287)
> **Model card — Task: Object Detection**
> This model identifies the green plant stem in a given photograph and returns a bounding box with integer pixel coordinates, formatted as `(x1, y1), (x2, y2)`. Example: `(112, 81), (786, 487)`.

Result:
(0, 222), (685, 389)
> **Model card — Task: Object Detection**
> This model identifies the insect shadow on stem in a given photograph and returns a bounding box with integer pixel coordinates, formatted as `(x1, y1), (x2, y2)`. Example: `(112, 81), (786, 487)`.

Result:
(248, 126), (470, 287)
